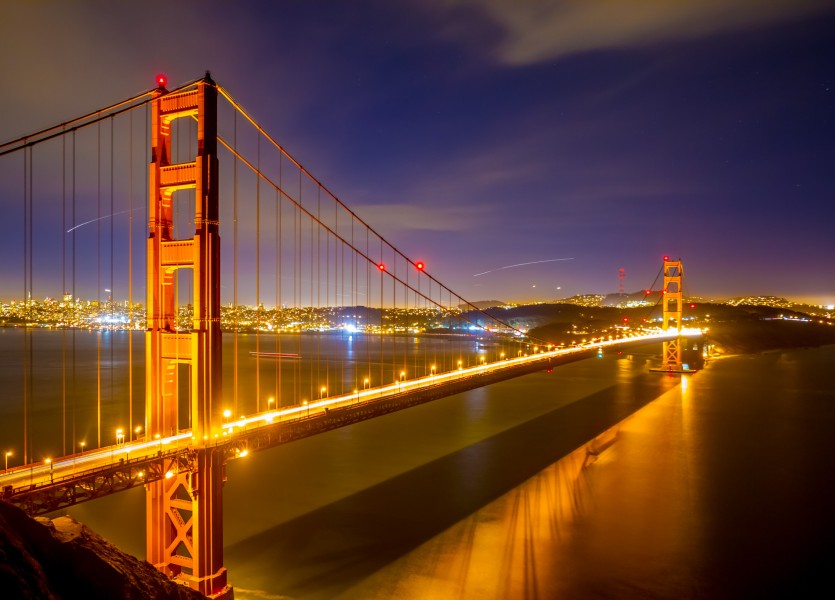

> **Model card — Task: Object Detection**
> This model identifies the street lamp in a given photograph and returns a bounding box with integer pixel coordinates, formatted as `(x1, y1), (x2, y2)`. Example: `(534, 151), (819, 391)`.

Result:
(458, 360), (463, 371)
(4, 450), (11, 472)
(500, 352), (505, 360)
(79, 441), (86, 455)
(134, 425), (142, 440)
(303, 400), (309, 417)
(320, 386), (327, 400)
(430, 365), (436, 376)
(363, 378), (370, 390)
(268, 397), (275, 410)
(45, 458), (53, 482)
(116, 428), (125, 446)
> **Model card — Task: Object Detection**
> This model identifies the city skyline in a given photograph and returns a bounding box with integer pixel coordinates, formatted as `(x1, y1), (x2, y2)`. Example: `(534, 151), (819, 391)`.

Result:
(1, 1), (834, 305)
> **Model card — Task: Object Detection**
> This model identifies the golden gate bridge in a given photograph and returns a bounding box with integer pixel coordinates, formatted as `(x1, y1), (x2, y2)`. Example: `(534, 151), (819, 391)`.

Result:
(0, 73), (699, 597)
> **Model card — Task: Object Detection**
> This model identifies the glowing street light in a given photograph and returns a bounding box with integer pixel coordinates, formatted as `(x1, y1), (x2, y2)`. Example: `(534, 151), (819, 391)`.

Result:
(363, 378), (370, 390)
(223, 409), (232, 422)
(116, 428), (125, 446)
(4, 450), (11, 472)
(45, 458), (53, 482)
(134, 425), (143, 440)
(79, 441), (86, 455)
(268, 397), (275, 409)
(400, 371), (406, 381)
(430, 365), (436, 376)
(458, 360), (463, 371)
(320, 386), (327, 400)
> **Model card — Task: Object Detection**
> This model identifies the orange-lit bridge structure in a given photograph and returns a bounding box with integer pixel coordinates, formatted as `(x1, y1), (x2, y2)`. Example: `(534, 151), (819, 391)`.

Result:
(0, 74), (700, 598)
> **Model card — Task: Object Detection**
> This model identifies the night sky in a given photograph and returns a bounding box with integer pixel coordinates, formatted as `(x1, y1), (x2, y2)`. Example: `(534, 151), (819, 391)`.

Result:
(1, 1), (834, 305)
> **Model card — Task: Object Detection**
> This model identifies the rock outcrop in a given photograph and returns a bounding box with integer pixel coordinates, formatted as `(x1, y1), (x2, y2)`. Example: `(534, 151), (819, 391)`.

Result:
(0, 500), (206, 599)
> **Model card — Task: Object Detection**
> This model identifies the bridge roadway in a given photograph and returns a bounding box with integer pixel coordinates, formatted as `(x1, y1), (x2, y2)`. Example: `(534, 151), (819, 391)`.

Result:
(1, 330), (696, 516)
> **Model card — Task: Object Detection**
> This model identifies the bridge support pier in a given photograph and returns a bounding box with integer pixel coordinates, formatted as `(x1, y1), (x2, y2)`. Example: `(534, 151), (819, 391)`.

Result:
(145, 74), (230, 597)
(146, 450), (228, 596)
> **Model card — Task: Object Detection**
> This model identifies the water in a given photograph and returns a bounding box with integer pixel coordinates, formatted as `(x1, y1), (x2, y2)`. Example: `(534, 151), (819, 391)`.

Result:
(0, 328), (512, 460)
(4, 331), (834, 598)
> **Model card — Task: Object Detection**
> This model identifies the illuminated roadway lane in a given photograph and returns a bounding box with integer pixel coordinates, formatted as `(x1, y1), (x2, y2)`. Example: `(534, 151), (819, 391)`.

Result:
(0, 329), (700, 499)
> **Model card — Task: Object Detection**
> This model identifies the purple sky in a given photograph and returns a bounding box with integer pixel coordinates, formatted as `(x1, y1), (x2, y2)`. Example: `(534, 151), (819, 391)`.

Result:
(1, 1), (834, 305)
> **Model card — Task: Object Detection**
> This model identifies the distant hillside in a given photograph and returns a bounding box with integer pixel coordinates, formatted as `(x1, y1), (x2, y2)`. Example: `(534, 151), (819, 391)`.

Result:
(515, 301), (835, 354)
(464, 303), (599, 332)
(708, 319), (835, 354)
(460, 300), (505, 310)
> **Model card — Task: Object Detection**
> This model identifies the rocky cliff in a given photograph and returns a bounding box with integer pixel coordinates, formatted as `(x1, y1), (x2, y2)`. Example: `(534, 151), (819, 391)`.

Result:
(0, 500), (206, 599)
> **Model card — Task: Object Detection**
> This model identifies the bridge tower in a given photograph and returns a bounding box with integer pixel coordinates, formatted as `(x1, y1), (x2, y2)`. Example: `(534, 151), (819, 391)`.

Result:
(661, 257), (683, 370)
(145, 74), (230, 597)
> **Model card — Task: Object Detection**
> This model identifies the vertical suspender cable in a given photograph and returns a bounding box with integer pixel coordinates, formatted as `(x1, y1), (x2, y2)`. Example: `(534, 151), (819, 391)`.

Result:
(109, 116), (114, 433)
(233, 112), (238, 416)
(276, 151), (282, 406)
(128, 110), (134, 441)
(97, 120), (102, 449)
(363, 225), (367, 387)
(72, 130), (77, 454)
(256, 134), (261, 413)
(143, 103), (148, 437)
(309, 187), (314, 402)
(316, 186), (321, 396)
(61, 130), (67, 456)
(280, 185), (282, 408)
(293, 173), (297, 403)
(22, 147), (29, 464)
(28, 145), (34, 464)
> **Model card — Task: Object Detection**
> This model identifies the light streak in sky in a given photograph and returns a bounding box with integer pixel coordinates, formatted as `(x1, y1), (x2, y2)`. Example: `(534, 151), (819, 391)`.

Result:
(473, 258), (574, 277)
(66, 208), (140, 233)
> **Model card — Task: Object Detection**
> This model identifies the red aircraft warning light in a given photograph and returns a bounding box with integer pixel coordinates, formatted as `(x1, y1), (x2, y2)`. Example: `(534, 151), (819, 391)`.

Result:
(415, 261), (425, 271)
(663, 255), (670, 262)
(377, 263), (386, 271)
(645, 289), (651, 295)
(156, 74), (167, 88)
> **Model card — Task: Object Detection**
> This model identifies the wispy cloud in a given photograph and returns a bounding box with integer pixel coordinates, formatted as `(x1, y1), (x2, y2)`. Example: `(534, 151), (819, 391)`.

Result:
(348, 202), (484, 233)
(438, 0), (835, 65)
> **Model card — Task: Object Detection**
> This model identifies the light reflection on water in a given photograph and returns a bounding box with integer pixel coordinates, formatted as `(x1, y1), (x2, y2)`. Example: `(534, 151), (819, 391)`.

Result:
(225, 346), (835, 600)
